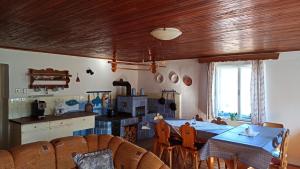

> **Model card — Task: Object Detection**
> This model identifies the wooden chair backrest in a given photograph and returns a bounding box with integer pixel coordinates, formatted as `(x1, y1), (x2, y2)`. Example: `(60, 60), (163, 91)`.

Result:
(195, 114), (203, 121)
(155, 120), (171, 146)
(211, 117), (227, 125)
(280, 129), (290, 169)
(262, 122), (284, 128)
(179, 122), (197, 150)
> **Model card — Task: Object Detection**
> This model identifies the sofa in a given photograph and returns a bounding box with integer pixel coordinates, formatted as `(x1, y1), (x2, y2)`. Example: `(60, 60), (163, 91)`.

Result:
(0, 134), (170, 169)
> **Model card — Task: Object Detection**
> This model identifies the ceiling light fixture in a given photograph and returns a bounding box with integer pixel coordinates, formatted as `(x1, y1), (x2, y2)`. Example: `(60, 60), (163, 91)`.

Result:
(150, 27), (182, 40)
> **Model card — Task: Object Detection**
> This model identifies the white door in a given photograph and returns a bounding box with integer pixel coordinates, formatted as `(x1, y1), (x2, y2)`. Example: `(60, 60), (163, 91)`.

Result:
(0, 64), (9, 148)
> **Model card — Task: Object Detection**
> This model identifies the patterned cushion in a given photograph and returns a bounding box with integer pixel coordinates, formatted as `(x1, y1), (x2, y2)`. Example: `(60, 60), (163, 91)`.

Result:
(73, 149), (114, 169)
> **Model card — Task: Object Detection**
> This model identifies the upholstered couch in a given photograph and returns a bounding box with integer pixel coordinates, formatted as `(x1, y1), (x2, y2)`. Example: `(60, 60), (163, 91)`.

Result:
(0, 134), (170, 169)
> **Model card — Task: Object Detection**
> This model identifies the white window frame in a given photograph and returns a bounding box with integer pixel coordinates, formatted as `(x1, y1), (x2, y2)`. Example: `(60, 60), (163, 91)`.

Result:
(214, 61), (251, 121)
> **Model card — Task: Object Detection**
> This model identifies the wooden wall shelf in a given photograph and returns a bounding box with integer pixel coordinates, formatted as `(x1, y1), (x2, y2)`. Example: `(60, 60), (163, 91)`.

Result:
(28, 68), (71, 89)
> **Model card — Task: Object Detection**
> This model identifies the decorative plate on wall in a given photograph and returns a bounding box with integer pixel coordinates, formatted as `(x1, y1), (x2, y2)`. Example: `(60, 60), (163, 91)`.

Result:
(169, 71), (179, 83)
(183, 75), (192, 86)
(154, 73), (164, 83)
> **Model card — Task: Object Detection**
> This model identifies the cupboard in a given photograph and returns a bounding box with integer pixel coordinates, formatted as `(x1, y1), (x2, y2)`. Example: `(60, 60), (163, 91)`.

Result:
(10, 115), (95, 147)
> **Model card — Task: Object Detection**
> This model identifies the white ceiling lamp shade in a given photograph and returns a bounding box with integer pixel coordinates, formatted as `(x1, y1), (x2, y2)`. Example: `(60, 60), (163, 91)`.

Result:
(150, 27), (182, 40)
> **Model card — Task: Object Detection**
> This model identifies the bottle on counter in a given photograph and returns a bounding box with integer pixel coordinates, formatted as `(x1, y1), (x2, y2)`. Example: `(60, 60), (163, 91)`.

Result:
(140, 88), (144, 96)
(85, 94), (93, 113)
(131, 88), (136, 96)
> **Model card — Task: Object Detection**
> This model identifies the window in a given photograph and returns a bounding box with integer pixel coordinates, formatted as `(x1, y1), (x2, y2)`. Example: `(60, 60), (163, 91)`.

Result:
(214, 62), (251, 121)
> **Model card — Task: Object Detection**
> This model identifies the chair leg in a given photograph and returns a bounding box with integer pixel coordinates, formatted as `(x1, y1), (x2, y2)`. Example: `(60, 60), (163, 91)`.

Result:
(152, 138), (158, 155)
(199, 160), (202, 169)
(217, 158), (221, 169)
(224, 159), (234, 169)
(168, 149), (173, 169)
(207, 157), (215, 169)
(159, 146), (164, 159)
(194, 153), (199, 169)
(183, 150), (189, 169)
(179, 148), (185, 161)
(179, 148), (185, 169)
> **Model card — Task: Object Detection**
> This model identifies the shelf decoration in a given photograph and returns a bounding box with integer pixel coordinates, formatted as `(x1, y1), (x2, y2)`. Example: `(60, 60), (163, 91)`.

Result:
(183, 75), (192, 86)
(28, 68), (72, 89)
(76, 73), (80, 82)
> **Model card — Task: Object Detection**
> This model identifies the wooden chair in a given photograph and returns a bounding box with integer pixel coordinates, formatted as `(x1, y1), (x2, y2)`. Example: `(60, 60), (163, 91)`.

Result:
(195, 114), (203, 121)
(155, 120), (181, 169)
(262, 122), (284, 128)
(269, 129), (290, 169)
(211, 117), (228, 125)
(179, 122), (206, 169)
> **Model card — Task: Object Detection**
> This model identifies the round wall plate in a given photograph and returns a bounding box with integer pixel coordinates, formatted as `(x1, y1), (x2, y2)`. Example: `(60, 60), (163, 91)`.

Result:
(169, 71), (179, 83)
(154, 73), (164, 83)
(183, 75), (192, 86)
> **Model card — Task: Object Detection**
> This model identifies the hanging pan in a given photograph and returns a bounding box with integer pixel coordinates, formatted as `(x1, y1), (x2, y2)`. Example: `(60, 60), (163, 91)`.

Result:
(158, 92), (165, 105)
(169, 91), (177, 111)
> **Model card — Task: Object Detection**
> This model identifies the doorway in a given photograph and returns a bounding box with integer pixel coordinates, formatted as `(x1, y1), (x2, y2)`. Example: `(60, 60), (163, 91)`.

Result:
(0, 64), (9, 149)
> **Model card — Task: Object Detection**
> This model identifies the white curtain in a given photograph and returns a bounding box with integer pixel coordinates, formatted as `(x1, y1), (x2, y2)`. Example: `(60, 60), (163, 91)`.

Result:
(250, 60), (266, 124)
(207, 62), (216, 120)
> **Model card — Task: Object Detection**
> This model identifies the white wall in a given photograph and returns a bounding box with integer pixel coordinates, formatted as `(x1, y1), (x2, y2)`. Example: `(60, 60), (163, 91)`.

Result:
(0, 48), (138, 98)
(1, 48), (299, 165)
(138, 59), (208, 119)
(265, 52), (300, 165)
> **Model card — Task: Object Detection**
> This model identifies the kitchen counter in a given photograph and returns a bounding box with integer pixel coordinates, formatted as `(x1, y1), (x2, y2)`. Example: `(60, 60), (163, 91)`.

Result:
(9, 112), (96, 125)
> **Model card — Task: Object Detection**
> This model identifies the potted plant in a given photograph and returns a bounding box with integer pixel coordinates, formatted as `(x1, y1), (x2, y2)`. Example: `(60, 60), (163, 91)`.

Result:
(229, 112), (238, 121)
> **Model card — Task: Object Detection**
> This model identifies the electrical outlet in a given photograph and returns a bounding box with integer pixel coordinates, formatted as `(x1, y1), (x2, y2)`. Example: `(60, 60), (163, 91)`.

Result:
(15, 88), (21, 94)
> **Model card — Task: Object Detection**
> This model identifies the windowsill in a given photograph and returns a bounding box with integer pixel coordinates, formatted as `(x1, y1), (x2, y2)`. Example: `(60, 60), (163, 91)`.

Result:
(224, 119), (251, 126)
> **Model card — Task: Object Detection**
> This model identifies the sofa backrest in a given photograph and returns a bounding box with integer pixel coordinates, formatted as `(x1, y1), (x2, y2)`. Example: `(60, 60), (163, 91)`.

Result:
(0, 134), (169, 169)
(0, 150), (15, 169)
(114, 141), (147, 169)
(51, 136), (88, 169)
(10, 141), (56, 169)
(136, 152), (165, 169)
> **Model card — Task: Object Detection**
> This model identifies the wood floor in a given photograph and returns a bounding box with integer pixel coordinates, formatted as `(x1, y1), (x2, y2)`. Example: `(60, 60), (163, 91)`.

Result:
(136, 138), (300, 169)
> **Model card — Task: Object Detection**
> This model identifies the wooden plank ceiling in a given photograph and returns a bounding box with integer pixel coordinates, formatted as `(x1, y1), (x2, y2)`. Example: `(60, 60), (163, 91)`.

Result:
(0, 0), (300, 62)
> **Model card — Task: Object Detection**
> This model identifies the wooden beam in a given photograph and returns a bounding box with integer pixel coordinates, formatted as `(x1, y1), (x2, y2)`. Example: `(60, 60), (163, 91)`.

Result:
(198, 53), (280, 63)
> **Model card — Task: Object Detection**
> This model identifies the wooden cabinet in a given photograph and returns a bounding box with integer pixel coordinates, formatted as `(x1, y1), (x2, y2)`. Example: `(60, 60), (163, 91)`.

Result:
(48, 119), (74, 140)
(10, 115), (95, 147)
(21, 122), (50, 144)
(73, 116), (95, 130)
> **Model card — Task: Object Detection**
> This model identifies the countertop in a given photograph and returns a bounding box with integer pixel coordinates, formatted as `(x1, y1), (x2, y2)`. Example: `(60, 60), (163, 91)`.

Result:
(9, 112), (96, 125)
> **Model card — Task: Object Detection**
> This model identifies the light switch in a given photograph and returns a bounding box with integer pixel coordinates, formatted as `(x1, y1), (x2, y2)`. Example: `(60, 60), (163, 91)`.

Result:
(15, 88), (21, 94)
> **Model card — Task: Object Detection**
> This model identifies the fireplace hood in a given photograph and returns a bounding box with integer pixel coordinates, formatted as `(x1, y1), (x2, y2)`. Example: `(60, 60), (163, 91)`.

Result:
(113, 79), (131, 96)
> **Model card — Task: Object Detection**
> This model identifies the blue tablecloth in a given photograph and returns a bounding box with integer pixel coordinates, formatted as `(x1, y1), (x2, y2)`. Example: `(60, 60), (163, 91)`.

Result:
(165, 119), (234, 139)
(200, 124), (284, 169)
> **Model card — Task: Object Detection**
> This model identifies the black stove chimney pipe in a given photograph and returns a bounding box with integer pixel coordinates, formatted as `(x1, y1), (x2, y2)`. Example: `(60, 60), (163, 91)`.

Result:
(112, 79), (131, 96)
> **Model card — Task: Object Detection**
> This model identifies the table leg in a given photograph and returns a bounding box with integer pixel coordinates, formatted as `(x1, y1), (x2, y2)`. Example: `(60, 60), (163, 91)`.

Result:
(152, 138), (158, 155)
(233, 156), (238, 169)
(207, 157), (215, 169)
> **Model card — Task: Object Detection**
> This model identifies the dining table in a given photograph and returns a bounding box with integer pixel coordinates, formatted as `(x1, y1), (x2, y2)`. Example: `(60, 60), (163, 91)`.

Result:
(200, 124), (284, 169)
(164, 120), (284, 169)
